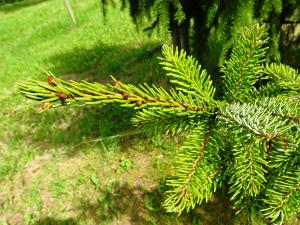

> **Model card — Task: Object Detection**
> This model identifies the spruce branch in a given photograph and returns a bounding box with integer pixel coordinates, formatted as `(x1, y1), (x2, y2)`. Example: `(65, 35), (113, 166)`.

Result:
(247, 82), (294, 100)
(172, 0), (185, 24)
(262, 168), (300, 224)
(228, 134), (268, 212)
(159, 45), (216, 105)
(264, 63), (300, 89)
(219, 102), (292, 140)
(246, 64), (300, 99)
(221, 25), (268, 103)
(131, 107), (204, 135)
(154, 0), (170, 29)
(18, 76), (210, 113)
(206, 0), (220, 28)
(268, 136), (300, 170)
(17, 25), (300, 223)
(164, 123), (222, 214)
(255, 98), (300, 124)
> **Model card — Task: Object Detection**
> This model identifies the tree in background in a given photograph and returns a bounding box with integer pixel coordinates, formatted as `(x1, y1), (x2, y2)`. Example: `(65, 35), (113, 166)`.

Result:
(101, 0), (299, 71)
(19, 26), (300, 225)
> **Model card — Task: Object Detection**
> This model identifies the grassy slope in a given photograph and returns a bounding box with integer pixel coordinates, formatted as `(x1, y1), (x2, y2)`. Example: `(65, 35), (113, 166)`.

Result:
(0, 1), (246, 225)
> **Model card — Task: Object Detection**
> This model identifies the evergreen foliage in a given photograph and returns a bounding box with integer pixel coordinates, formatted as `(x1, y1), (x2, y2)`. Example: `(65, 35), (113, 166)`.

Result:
(103, 0), (299, 70)
(19, 25), (300, 224)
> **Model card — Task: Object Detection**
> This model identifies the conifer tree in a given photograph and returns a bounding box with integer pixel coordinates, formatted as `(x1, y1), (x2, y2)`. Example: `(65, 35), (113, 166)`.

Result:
(19, 25), (300, 224)
(103, 0), (299, 70)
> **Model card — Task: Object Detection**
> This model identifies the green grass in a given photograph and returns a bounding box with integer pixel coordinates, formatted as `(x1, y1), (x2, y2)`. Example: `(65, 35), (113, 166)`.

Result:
(0, 0), (252, 224)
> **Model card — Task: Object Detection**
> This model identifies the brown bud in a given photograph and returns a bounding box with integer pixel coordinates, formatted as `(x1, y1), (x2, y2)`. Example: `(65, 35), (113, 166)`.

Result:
(122, 92), (130, 100)
(266, 141), (271, 153)
(114, 81), (121, 88)
(135, 100), (143, 107)
(280, 140), (288, 148)
(48, 75), (57, 86)
(39, 102), (51, 112)
(56, 92), (68, 101)
(275, 136), (288, 148)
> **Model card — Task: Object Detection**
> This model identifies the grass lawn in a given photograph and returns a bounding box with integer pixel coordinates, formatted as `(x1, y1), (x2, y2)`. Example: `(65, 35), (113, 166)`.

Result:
(0, 0), (272, 224)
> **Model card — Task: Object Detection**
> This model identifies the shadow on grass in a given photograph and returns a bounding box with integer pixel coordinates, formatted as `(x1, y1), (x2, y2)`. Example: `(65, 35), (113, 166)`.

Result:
(32, 217), (77, 225)
(74, 181), (234, 225)
(12, 104), (138, 153)
(29, 181), (234, 225)
(47, 41), (163, 84)
(0, 0), (48, 13)
(30, 181), (235, 225)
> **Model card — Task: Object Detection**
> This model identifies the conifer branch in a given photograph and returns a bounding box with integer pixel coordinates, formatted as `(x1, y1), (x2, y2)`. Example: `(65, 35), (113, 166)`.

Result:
(228, 135), (267, 211)
(262, 168), (300, 224)
(254, 98), (300, 124)
(268, 136), (300, 169)
(17, 25), (300, 223)
(181, 127), (212, 191)
(264, 63), (300, 88)
(164, 123), (221, 214)
(18, 76), (210, 113)
(206, 0), (220, 28)
(219, 102), (292, 140)
(159, 45), (216, 105)
(248, 82), (293, 100)
(131, 107), (204, 135)
(221, 25), (268, 103)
